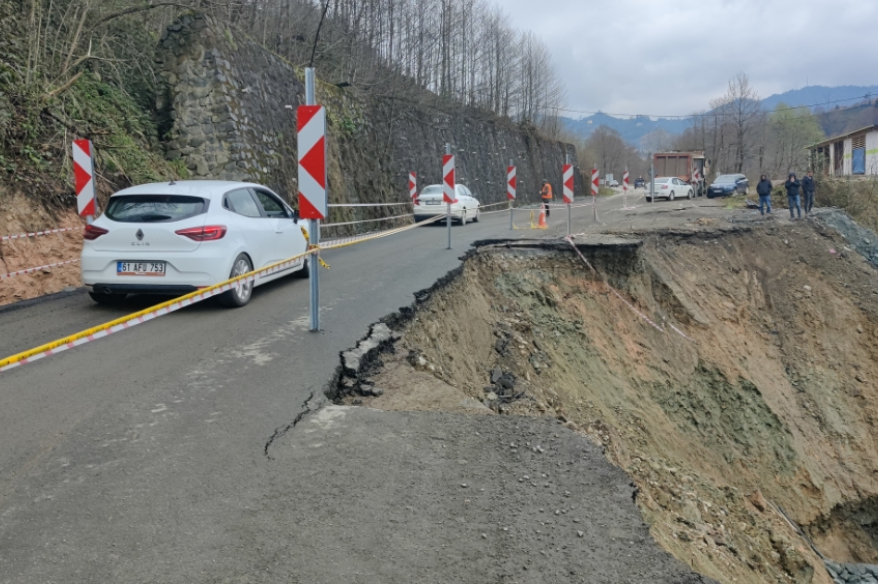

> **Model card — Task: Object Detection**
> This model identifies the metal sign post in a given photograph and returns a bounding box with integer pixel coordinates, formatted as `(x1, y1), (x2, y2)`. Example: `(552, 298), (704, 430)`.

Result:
(563, 154), (573, 236)
(649, 153), (655, 202)
(409, 172), (417, 204)
(507, 159), (516, 230)
(72, 139), (97, 224)
(443, 144), (455, 250)
(591, 167), (599, 222)
(298, 67), (326, 332)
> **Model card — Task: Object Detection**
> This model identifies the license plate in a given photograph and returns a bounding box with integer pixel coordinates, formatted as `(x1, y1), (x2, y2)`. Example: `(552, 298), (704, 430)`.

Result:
(117, 261), (166, 276)
(425, 200), (441, 205)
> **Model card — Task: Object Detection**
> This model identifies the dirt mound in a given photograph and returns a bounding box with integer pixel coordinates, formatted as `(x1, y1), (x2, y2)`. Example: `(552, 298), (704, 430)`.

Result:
(337, 221), (878, 584)
(0, 192), (83, 306)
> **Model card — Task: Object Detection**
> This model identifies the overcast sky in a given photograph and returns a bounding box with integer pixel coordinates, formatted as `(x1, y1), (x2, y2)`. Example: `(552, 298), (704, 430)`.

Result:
(500, 0), (878, 118)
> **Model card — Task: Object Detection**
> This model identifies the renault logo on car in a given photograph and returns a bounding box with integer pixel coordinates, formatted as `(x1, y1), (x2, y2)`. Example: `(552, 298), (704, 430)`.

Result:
(136, 229), (144, 241)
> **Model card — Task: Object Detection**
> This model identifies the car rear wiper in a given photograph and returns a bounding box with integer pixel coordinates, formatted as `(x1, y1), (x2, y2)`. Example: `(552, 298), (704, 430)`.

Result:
(132, 214), (174, 222)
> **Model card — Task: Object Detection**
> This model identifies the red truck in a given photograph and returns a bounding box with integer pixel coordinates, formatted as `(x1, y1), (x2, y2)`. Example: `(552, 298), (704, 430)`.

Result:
(653, 151), (710, 197)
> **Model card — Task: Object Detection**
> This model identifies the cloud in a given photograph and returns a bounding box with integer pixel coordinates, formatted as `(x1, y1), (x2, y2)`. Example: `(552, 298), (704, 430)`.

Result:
(499, 0), (878, 116)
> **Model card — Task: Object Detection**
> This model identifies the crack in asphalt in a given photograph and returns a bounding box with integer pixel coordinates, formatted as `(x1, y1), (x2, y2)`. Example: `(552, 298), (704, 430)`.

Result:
(263, 390), (315, 460)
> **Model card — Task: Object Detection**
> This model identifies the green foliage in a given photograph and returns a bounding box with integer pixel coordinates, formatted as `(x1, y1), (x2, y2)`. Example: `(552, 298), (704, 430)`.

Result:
(769, 103), (825, 173)
(57, 73), (172, 185)
(0, 69), (178, 204)
(0, 0), (185, 206)
(224, 28), (238, 51)
(816, 176), (878, 233)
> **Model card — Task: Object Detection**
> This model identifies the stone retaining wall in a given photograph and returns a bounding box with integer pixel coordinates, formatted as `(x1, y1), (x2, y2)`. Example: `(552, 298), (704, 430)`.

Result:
(155, 14), (582, 228)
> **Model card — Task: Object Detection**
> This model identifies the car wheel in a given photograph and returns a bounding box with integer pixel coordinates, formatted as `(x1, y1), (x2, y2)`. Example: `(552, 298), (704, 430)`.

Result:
(218, 253), (254, 308)
(88, 291), (127, 305)
(294, 257), (310, 279)
(646, 196), (653, 202)
(669, 191), (675, 201)
(472, 208), (480, 222)
(687, 188), (693, 199)
(744, 186), (750, 196)
(459, 209), (467, 225)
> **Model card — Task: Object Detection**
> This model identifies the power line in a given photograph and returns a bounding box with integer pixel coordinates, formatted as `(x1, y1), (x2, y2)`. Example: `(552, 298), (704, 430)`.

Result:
(556, 93), (875, 120)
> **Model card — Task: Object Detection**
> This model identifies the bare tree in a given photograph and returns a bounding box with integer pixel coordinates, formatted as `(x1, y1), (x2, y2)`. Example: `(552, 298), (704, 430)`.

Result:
(721, 73), (764, 173)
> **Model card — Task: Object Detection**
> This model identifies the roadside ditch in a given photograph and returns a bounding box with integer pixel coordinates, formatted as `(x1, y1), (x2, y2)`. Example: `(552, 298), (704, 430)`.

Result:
(329, 220), (878, 584)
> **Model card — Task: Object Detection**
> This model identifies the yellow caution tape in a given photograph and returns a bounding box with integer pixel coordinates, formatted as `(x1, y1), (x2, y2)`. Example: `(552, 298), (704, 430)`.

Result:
(0, 249), (315, 372)
(0, 212), (451, 373)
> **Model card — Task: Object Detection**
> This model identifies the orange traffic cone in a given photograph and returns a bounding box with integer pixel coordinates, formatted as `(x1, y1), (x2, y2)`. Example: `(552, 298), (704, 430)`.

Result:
(537, 204), (548, 229)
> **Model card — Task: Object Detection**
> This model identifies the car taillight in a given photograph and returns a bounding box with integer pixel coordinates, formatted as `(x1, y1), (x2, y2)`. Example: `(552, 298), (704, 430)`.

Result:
(175, 225), (227, 241)
(661, 185), (668, 189)
(83, 225), (108, 240)
(414, 198), (420, 205)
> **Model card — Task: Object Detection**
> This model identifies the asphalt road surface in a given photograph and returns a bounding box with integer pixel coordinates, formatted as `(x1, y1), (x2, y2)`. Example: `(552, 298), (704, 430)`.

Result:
(0, 193), (722, 583)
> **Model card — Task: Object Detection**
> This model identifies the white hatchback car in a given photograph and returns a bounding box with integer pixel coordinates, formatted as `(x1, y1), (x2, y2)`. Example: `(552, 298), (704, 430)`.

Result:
(413, 184), (481, 224)
(645, 177), (694, 202)
(81, 181), (308, 307)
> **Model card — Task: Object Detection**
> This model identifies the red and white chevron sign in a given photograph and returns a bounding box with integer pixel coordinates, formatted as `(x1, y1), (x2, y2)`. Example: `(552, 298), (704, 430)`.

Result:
(72, 139), (96, 217)
(591, 168), (599, 197)
(623, 169), (630, 192)
(507, 165), (516, 200)
(442, 154), (456, 204)
(409, 172), (417, 202)
(297, 105), (327, 219)
(562, 164), (574, 204)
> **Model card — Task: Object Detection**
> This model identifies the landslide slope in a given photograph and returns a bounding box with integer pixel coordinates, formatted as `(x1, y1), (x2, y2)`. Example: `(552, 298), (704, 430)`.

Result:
(343, 222), (878, 584)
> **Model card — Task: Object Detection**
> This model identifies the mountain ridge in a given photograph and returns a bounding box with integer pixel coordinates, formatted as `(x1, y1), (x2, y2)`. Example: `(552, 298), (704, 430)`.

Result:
(563, 84), (878, 148)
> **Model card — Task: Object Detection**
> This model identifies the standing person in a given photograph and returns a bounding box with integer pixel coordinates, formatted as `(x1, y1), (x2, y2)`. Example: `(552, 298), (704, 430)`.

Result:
(802, 170), (816, 215)
(784, 173), (802, 220)
(540, 179), (553, 217)
(756, 174), (773, 216)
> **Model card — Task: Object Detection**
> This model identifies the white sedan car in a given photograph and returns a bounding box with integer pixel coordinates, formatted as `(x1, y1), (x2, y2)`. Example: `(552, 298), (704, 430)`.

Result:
(413, 184), (481, 224)
(81, 180), (308, 307)
(645, 177), (694, 202)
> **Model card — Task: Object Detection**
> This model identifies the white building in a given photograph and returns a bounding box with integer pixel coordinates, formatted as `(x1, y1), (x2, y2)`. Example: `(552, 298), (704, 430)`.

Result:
(810, 125), (878, 176)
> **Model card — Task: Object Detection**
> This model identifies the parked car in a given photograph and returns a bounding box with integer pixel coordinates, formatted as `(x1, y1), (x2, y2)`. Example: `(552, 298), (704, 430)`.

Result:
(645, 177), (694, 202)
(634, 177), (646, 189)
(609, 179), (620, 187)
(708, 174), (749, 198)
(413, 184), (481, 224)
(80, 180), (308, 308)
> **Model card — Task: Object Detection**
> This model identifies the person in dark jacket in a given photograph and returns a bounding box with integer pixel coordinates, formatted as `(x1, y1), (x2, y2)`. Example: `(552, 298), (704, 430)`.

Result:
(756, 175), (773, 216)
(784, 173), (802, 219)
(802, 171), (816, 215)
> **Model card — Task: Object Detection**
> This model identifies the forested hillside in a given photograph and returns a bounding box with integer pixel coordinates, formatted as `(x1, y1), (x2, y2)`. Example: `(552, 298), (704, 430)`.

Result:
(0, 0), (567, 207)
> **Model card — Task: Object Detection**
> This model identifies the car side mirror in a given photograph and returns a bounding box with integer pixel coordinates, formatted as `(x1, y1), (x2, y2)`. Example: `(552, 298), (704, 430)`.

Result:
(292, 208), (300, 224)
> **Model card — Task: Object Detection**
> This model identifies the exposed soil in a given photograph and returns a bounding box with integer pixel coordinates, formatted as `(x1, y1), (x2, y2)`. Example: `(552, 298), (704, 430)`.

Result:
(339, 219), (878, 584)
(0, 192), (83, 305)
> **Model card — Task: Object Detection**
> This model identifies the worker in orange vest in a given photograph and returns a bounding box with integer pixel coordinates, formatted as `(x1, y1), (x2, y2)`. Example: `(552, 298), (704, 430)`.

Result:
(540, 179), (552, 217)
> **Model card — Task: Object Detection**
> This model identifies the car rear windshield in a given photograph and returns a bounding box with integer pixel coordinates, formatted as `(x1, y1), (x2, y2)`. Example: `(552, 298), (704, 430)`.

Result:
(420, 185), (442, 195)
(715, 175), (737, 183)
(654, 178), (670, 183)
(105, 195), (208, 223)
